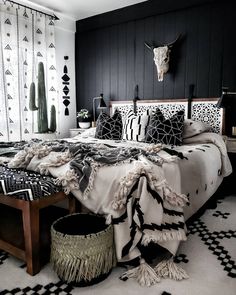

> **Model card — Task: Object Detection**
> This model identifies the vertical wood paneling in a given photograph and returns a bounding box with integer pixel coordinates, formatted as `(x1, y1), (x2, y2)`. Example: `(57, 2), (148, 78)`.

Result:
(196, 5), (211, 97)
(163, 12), (176, 98)
(222, 1), (236, 90)
(173, 10), (186, 98)
(95, 29), (103, 99)
(102, 28), (111, 103)
(144, 17), (154, 99)
(75, 1), (236, 109)
(135, 19), (145, 99)
(184, 7), (199, 97)
(153, 14), (164, 98)
(208, 4), (223, 97)
(87, 30), (97, 111)
(118, 24), (127, 100)
(110, 25), (118, 100)
(126, 22), (135, 99)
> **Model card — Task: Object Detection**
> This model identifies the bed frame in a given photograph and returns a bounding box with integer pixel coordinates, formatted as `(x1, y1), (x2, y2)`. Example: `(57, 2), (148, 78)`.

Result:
(0, 192), (77, 275)
(0, 97), (223, 276)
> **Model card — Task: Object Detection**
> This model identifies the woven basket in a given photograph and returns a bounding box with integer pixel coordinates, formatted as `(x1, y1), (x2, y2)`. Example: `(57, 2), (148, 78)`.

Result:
(50, 213), (117, 286)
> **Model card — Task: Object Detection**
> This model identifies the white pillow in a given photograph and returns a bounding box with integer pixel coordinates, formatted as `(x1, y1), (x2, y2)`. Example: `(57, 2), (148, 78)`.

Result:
(183, 119), (211, 139)
(74, 127), (96, 138)
(123, 109), (152, 142)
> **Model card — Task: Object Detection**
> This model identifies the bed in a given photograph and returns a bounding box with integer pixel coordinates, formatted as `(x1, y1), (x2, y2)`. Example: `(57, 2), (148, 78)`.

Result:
(0, 98), (232, 284)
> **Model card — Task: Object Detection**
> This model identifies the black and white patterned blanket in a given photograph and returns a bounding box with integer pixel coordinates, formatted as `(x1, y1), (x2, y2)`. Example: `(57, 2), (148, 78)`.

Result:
(0, 133), (232, 267)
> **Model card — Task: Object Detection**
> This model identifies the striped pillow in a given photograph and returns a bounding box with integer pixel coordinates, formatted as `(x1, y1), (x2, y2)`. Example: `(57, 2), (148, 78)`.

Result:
(123, 109), (152, 142)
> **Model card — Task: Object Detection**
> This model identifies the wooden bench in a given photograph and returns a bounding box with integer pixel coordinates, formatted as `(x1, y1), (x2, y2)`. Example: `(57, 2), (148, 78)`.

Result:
(0, 192), (77, 276)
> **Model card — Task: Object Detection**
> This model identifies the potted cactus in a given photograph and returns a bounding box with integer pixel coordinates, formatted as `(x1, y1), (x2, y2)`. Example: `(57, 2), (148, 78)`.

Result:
(77, 109), (91, 129)
(29, 62), (57, 134)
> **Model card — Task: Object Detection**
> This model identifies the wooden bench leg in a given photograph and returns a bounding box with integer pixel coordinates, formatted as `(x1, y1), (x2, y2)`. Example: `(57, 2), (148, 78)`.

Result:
(68, 194), (81, 213)
(22, 202), (40, 275)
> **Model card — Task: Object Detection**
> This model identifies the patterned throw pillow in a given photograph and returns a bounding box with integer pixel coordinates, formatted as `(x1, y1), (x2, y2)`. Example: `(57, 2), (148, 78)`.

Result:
(123, 109), (152, 142)
(145, 108), (185, 145)
(95, 109), (123, 140)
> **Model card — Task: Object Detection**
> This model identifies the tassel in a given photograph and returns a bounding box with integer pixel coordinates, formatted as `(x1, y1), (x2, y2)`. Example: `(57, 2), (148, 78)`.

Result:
(154, 259), (189, 281)
(120, 258), (160, 287)
(65, 107), (69, 116)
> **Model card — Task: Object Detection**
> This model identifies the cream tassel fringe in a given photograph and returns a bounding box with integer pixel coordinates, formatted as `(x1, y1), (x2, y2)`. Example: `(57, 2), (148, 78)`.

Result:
(38, 150), (72, 174)
(120, 259), (160, 287)
(54, 169), (79, 194)
(8, 143), (52, 168)
(163, 185), (189, 207)
(154, 258), (189, 281)
(141, 229), (187, 245)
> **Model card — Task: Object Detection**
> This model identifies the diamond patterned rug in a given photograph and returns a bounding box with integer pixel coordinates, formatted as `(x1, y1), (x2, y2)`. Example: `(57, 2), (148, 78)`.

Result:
(0, 196), (235, 295)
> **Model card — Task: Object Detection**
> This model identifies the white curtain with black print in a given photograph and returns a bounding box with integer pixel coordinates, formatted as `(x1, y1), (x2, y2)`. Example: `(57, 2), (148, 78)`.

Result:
(0, 2), (58, 141)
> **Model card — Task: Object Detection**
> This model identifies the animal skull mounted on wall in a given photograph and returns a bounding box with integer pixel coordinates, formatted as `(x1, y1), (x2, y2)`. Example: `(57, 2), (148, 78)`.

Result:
(145, 35), (181, 82)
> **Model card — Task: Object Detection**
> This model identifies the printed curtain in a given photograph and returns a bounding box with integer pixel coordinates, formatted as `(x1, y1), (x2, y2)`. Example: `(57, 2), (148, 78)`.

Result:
(0, 2), (58, 141)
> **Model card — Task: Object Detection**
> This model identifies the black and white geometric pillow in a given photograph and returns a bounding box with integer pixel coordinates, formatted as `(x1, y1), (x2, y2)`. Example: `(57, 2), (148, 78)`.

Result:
(145, 108), (185, 145)
(95, 109), (123, 140)
(123, 109), (152, 142)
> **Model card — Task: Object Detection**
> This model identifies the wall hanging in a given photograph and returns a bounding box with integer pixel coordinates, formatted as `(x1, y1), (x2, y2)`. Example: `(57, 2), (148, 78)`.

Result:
(62, 56), (70, 116)
(144, 34), (181, 82)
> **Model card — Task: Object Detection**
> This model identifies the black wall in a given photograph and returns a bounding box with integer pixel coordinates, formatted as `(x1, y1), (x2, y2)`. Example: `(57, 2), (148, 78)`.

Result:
(75, 0), (236, 113)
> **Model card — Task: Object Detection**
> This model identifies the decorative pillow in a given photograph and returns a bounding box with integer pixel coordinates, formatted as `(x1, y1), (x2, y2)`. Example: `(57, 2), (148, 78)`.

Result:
(183, 119), (211, 139)
(123, 109), (152, 142)
(145, 108), (185, 145)
(74, 127), (96, 138)
(95, 110), (123, 140)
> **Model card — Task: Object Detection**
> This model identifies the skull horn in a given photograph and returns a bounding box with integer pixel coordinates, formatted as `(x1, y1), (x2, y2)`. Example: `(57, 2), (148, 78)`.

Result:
(144, 42), (155, 51)
(165, 34), (181, 48)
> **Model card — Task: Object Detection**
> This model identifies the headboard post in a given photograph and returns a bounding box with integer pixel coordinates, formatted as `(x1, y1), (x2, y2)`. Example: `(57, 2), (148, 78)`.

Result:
(187, 84), (195, 119)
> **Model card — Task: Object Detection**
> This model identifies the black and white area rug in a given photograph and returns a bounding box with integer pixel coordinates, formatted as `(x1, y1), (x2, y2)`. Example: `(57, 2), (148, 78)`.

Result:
(0, 196), (235, 295)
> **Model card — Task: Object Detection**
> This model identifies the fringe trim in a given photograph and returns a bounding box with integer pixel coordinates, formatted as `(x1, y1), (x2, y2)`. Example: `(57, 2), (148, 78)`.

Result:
(111, 162), (159, 210)
(120, 259), (160, 287)
(38, 150), (72, 175)
(8, 144), (52, 168)
(163, 185), (189, 207)
(111, 162), (188, 211)
(81, 161), (102, 200)
(154, 258), (189, 281)
(50, 245), (117, 283)
(141, 229), (187, 245)
(54, 169), (79, 194)
(144, 144), (162, 153)
(81, 158), (135, 200)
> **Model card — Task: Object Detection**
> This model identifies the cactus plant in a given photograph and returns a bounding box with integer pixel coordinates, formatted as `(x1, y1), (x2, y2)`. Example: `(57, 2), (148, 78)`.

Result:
(49, 105), (56, 132)
(29, 82), (38, 111)
(29, 62), (57, 133)
(37, 62), (48, 133)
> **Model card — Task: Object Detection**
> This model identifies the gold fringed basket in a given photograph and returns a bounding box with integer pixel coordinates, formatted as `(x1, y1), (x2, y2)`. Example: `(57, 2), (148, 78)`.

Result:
(50, 213), (117, 286)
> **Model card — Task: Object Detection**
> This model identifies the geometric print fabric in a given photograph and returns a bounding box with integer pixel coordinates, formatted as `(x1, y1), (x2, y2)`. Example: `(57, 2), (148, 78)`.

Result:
(0, 165), (61, 201)
(122, 109), (152, 142)
(95, 109), (123, 140)
(145, 108), (185, 145)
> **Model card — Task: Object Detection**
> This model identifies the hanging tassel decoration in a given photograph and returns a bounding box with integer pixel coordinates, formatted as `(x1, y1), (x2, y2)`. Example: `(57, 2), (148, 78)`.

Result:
(120, 258), (160, 287)
(154, 258), (189, 281)
(65, 107), (69, 116)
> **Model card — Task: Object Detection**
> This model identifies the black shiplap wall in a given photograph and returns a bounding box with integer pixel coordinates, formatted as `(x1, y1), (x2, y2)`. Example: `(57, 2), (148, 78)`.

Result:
(75, 0), (236, 112)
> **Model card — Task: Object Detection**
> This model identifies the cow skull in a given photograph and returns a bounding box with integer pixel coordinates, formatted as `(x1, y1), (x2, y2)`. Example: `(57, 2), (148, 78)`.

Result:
(145, 35), (181, 82)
